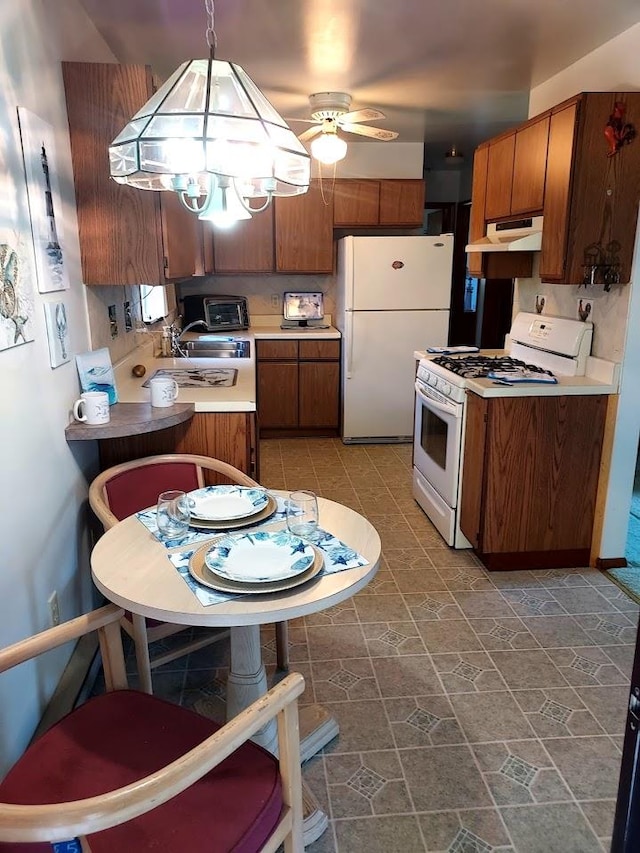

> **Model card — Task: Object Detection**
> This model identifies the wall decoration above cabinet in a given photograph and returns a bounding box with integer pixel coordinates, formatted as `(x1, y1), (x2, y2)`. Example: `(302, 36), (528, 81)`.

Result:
(62, 62), (198, 286)
(467, 91), (640, 286)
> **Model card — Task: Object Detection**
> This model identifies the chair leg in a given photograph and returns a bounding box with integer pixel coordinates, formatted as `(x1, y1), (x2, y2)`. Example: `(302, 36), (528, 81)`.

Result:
(130, 613), (154, 694)
(275, 621), (289, 672)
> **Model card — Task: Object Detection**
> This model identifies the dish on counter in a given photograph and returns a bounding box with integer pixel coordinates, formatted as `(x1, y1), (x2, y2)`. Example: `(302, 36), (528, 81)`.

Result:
(189, 537), (324, 594)
(204, 530), (315, 582)
(188, 485), (269, 521)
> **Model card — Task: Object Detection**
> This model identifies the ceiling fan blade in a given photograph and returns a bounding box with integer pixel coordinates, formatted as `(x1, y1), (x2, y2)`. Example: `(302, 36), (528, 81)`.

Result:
(339, 108), (386, 124)
(284, 117), (320, 123)
(340, 123), (399, 141)
(298, 125), (323, 142)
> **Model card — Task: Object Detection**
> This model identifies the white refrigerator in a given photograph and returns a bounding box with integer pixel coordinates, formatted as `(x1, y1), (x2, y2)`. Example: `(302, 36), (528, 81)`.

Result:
(336, 234), (453, 442)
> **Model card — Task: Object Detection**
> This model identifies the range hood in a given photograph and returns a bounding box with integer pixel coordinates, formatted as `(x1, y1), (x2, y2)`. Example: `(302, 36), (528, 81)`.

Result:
(466, 216), (543, 253)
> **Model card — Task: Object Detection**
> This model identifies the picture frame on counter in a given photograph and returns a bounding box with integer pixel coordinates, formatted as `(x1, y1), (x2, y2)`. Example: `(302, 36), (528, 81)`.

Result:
(76, 347), (118, 404)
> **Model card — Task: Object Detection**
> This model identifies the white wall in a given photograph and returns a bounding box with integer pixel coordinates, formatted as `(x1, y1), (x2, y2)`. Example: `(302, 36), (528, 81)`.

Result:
(517, 23), (640, 559)
(0, 0), (116, 776)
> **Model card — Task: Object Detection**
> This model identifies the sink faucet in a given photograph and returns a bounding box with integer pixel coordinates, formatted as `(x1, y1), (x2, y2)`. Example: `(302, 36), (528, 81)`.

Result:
(168, 319), (208, 357)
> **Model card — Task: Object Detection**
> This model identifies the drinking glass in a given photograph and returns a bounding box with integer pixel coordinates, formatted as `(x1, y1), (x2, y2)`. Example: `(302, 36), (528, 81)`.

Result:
(286, 490), (319, 541)
(156, 490), (191, 539)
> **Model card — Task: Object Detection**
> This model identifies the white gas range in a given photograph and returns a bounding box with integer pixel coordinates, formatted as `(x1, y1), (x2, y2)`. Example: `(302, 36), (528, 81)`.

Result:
(412, 312), (618, 548)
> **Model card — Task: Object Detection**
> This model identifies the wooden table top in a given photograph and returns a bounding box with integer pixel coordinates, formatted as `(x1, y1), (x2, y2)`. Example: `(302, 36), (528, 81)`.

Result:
(91, 493), (381, 627)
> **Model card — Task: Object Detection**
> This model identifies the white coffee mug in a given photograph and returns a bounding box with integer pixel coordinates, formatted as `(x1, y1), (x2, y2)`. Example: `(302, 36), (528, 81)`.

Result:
(149, 376), (179, 408)
(73, 391), (110, 425)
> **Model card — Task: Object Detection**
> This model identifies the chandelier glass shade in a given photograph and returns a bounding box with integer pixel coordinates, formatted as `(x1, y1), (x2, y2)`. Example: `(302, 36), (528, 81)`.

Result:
(109, 58), (311, 215)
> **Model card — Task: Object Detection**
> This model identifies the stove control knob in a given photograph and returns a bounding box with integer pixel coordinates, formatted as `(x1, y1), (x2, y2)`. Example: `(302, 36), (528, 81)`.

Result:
(441, 381), (451, 395)
(428, 373), (437, 386)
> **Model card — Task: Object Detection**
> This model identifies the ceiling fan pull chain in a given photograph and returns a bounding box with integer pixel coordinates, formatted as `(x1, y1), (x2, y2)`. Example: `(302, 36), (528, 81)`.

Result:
(317, 164), (336, 207)
(205, 0), (217, 58)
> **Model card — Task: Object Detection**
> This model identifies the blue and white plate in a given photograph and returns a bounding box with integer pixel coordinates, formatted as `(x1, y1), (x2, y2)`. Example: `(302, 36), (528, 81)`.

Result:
(187, 486), (269, 521)
(204, 530), (315, 582)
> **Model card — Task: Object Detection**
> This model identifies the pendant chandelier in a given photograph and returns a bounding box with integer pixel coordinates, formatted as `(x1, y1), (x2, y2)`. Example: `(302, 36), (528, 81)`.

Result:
(108, 0), (310, 224)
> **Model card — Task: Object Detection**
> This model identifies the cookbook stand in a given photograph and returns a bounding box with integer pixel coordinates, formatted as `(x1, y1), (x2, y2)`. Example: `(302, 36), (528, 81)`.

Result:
(280, 291), (329, 330)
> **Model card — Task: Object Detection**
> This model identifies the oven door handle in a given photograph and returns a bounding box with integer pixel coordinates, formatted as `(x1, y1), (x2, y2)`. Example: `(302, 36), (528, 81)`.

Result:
(414, 381), (462, 418)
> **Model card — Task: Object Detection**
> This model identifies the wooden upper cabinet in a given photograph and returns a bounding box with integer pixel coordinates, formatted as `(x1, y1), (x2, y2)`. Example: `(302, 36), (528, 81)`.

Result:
(62, 62), (196, 286)
(539, 103), (577, 281)
(160, 191), (198, 280)
(211, 204), (274, 273)
(275, 181), (334, 273)
(333, 180), (380, 226)
(511, 116), (550, 215)
(378, 180), (425, 226)
(485, 133), (515, 220)
(467, 145), (489, 277)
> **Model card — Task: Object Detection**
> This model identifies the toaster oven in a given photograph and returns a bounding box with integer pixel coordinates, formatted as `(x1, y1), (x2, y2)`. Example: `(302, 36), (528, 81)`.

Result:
(182, 295), (250, 331)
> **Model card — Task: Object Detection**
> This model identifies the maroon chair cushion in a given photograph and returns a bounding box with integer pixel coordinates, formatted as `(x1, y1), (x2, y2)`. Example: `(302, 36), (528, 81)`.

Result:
(104, 462), (201, 521)
(0, 690), (283, 852)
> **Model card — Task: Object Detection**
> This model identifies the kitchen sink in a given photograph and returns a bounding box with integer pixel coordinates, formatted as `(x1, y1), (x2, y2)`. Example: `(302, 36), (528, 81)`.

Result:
(173, 340), (251, 358)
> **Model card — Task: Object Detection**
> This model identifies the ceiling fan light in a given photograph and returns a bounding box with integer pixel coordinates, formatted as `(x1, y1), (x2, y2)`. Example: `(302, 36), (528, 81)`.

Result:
(310, 133), (347, 165)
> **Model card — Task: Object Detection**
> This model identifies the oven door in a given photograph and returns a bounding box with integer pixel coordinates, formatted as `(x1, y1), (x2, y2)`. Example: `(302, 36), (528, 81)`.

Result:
(413, 379), (464, 508)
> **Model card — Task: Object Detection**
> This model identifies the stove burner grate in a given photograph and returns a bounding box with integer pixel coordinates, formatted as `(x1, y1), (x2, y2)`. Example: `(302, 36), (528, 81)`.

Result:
(431, 355), (555, 379)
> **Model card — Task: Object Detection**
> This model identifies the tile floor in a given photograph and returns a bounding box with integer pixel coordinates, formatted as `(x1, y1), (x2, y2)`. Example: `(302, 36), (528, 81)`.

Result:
(143, 438), (638, 853)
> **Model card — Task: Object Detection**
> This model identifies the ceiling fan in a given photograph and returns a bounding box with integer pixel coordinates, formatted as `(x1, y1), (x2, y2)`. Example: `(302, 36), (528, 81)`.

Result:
(291, 92), (399, 164)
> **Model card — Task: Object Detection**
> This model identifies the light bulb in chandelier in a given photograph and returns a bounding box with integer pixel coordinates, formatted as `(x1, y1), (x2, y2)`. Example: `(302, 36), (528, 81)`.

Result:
(311, 132), (348, 165)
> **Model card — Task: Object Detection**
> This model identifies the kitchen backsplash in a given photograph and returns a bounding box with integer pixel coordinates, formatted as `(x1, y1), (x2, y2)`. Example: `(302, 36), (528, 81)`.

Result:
(513, 256), (630, 363)
(85, 282), (178, 363)
(177, 274), (337, 318)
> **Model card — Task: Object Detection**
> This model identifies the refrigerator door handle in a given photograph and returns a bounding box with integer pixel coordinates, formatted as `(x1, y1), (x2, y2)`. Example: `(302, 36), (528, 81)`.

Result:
(346, 311), (354, 379)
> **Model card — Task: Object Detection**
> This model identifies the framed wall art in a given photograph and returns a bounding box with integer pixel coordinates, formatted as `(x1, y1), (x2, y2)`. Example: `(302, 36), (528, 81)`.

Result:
(43, 300), (70, 368)
(17, 107), (70, 293)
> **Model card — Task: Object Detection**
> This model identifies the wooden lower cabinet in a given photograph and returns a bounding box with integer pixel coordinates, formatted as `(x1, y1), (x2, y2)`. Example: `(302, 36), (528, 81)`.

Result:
(459, 392), (607, 570)
(98, 411), (258, 481)
(256, 338), (341, 437)
(257, 362), (299, 429)
(299, 362), (340, 428)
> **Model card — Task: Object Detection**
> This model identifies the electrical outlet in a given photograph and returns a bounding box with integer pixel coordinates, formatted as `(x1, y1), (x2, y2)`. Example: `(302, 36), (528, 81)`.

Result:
(270, 294), (280, 309)
(124, 300), (133, 332)
(48, 591), (60, 627)
(108, 304), (118, 338)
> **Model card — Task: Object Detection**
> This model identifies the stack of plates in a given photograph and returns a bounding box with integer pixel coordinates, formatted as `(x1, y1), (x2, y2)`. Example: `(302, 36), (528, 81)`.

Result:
(189, 530), (324, 594)
(187, 485), (277, 530)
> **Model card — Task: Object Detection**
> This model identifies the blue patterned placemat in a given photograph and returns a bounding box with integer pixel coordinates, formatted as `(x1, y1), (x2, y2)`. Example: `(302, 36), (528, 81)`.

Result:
(168, 527), (369, 607)
(135, 493), (290, 548)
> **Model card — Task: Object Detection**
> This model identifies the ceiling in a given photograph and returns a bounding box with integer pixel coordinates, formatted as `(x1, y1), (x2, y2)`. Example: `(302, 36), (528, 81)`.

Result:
(78, 0), (640, 170)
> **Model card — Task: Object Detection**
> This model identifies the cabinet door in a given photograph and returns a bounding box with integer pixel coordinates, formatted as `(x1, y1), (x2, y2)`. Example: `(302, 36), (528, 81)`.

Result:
(333, 180), (380, 225)
(485, 134), (515, 220)
(378, 180), (425, 226)
(459, 392), (488, 549)
(539, 102), (577, 281)
(274, 181), (334, 273)
(299, 362), (340, 428)
(257, 362), (299, 428)
(467, 145), (489, 277)
(211, 204), (274, 272)
(160, 191), (198, 280)
(299, 339), (340, 360)
(256, 340), (298, 360)
(62, 62), (164, 286)
(511, 116), (549, 215)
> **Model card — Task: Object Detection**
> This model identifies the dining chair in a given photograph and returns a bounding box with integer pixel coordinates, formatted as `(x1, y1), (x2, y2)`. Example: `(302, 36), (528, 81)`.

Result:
(89, 453), (290, 694)
(0, 604), (304, 852)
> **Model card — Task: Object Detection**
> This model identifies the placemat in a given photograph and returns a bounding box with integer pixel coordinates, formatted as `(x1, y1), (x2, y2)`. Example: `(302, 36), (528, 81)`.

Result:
(135, 493), (289, 548)
(168, 527), (369, 607)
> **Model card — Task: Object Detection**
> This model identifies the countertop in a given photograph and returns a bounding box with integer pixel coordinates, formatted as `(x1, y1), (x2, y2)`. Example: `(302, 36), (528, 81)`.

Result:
(413, 349), (620, 398)
(113, 320), (341, 414)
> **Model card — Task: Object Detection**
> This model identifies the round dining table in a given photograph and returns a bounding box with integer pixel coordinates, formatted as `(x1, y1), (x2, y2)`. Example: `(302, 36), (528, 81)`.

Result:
(91, 490), (381, 845)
